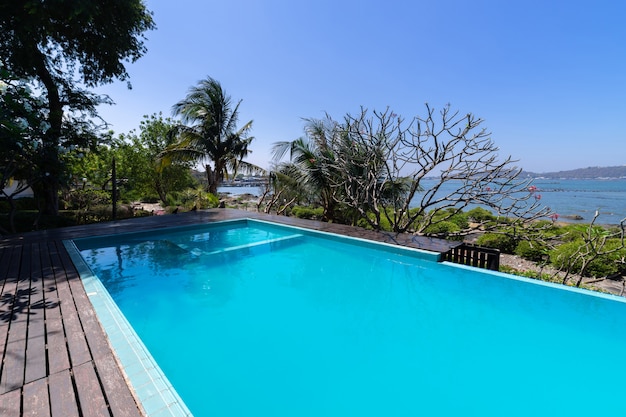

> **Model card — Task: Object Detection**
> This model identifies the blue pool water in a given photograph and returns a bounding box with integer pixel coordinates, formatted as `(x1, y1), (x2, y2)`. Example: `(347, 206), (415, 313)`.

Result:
(73, 220), (626, 416)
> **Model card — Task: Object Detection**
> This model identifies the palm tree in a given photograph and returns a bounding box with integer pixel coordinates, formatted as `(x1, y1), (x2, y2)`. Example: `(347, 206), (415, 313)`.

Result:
(161, 77), (261, 194)
(272, 117), (342, 221)
(272, 115), (414, 227)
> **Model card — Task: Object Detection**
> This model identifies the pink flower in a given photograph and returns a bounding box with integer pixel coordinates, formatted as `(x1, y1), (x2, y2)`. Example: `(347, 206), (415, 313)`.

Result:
(550, 213), (560, 221)
(484, 186), (492, 192)
(528, 185), (537, 193)
(534, 194), (542, 200)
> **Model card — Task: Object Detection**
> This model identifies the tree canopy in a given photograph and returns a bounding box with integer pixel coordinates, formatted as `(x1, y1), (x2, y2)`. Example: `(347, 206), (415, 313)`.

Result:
(0, 0), (155, 215)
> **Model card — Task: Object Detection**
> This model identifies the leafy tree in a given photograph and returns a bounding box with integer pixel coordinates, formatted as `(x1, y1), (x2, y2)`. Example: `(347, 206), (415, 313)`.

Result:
(162, 77), (263, 194)
(64, 135), (117, 193)
(123, 114), (196, 204)
(0, 70), (46, 232)
(66, 115), (196, 206)
(0, 0), (155, 214)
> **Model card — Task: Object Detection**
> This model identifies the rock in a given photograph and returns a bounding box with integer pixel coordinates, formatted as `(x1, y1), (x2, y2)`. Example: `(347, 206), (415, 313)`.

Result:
(561, 214), (584, 220)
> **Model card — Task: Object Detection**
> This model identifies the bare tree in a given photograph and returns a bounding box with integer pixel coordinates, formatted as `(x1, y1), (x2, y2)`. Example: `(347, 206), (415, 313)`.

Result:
(325, 105), (550, 234)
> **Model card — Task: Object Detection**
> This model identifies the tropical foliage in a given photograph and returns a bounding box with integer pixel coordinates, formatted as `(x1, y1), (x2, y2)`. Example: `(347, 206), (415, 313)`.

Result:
(0, 0), (155, 214)
(161, 77), (263, 194)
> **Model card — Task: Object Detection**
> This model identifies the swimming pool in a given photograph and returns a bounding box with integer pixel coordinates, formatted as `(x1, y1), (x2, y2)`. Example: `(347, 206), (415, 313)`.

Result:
(68, 219), (626, 416)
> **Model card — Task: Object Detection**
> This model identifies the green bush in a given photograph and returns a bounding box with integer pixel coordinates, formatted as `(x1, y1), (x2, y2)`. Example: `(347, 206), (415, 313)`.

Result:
(549, 239), (626, 278)
(204, 192), (220, 208)
(466, 207), (495, 222)
(515, 240), (548, 262)
(475, 233), (518, 254)
(423, 221), (462, 239)
(356, 211), (393, 231)
(552, 224), (606, 242)
(0, 197), (38, 211)
(448, 212), (469, 229)
(165, 193), (182, 208)
(64, 189), (111, 210)
(14, 197), (39, 210)
(291, 206), (324, 220)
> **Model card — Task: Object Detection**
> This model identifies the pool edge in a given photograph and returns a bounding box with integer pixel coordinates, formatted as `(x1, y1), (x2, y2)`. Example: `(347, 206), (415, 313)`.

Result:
(63, 239), (194, 417)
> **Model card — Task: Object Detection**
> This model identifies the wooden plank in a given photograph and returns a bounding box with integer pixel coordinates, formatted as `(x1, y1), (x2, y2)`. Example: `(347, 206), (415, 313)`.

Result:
(0, 386), (22, 416)
(49, 370), (79, 417)
(0, 244), (30, 395)
(0, 245), (22, 378)
(47, 242), (91, 368)
(59, 242), (143, 416)
(94, 354), (143, 417)
(58, 247), (110, 360)
(73, 362), (109, 417)
(43, 241), (70, 375)
(25, 242), (48, 384)
(22, 376), (51, 417)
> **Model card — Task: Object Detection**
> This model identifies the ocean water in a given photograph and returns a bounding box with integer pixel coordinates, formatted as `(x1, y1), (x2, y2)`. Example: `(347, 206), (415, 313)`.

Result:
(220, 178), (626, 224)
(527, 178), (626, 224)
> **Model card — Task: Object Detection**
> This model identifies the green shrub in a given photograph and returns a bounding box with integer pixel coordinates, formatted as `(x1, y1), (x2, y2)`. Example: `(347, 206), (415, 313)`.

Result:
(466, 207), (495, 222)
(448, 212), (469, 229)
(553, 224), (606, 242)
(291, 206), (324, 220)
(204, 192), (220, 208)
(165, 193), (182, 208)
(515, 240), (548, 262)
(549, 239), (626, 278)
(356, 211), (393, 231)
(475, 233), (518, 254)
(14, 197), (38, 210)
(423, 221), (463, 240)
(64, 189), (111, 210)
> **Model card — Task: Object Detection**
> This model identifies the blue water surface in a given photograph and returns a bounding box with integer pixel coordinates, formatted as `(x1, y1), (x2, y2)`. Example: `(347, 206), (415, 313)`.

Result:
(76, 220), (626, 416)
(221, 178), (626, 224)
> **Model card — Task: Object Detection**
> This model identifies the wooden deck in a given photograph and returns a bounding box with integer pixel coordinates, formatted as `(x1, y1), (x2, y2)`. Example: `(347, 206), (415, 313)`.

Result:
(0, 209), (460, 416)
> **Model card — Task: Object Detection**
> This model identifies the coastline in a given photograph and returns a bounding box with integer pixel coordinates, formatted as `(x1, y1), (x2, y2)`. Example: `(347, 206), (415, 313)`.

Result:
(218, 178), (626, 225)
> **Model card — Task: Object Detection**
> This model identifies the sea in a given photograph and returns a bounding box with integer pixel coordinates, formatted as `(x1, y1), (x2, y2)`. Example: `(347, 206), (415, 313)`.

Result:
(218, 178), (626, 225)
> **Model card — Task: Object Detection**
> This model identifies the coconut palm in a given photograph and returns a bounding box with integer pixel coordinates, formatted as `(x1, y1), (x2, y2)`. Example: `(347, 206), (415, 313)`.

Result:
(272, 117), (342, 221)
(161, 77), (262, 194)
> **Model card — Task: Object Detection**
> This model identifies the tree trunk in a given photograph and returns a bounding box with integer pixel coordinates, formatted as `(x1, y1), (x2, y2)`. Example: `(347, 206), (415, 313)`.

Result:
(32, 47), (63, 216)
(206, 163), (222, 195)
(39, 173), (59, 215)
(154, 177), (167, 206)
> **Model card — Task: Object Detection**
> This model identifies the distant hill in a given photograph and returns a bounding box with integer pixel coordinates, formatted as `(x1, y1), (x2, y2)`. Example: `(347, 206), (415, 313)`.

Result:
(521, 165), (626, 179)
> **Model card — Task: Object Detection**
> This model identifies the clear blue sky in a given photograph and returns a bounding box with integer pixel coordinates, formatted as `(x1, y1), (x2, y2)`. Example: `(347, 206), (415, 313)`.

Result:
(94, 0), (626, 173)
